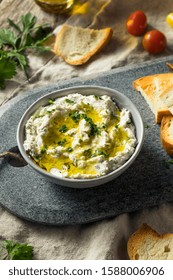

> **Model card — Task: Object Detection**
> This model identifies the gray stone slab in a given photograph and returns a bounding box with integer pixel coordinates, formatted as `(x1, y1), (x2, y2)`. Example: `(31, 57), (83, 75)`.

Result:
(0, 56), (173, 225)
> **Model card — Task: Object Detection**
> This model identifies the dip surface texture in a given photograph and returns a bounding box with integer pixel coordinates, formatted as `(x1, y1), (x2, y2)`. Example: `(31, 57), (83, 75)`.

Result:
(24, 93), (137, 178)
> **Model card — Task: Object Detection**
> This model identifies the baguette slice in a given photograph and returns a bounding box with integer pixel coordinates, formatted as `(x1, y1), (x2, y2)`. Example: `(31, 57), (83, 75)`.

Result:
(157, 73), (173, 115)
(155, 72), (173, 95)
(53, 24), (113, 65)
(128, 224), (173, 260)
(133, 74), (171, 123)
(160, 115), (173, 155)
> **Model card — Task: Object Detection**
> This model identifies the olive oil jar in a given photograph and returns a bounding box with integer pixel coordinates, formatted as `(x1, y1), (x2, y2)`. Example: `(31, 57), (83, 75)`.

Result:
(35, 0), (74, 14)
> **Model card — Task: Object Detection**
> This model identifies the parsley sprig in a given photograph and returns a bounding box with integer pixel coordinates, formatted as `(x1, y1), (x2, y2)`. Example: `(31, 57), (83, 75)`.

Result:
(0, 240), (34, 260)
(0, 13), (51, 89)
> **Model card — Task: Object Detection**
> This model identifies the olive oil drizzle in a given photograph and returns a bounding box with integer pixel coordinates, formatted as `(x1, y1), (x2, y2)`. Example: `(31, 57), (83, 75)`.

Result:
(32, 102), (129, 177)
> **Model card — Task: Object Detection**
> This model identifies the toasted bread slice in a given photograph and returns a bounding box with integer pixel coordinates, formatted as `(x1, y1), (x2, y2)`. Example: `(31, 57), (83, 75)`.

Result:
(133, 74), (171, 123)
(160, 115), (173, 155)
(128, 223), (173, 260)
(53, 24), (113, 65)
(132, 75), (158, 114)
(159, 86), (173, 115)
(155, 72), (173, 95)
(156, 73), (173, 115)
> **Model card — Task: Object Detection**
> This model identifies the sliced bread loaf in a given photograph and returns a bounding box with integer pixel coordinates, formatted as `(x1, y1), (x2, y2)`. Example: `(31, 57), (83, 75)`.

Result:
(128, 223), (173, 260)
(160, 115), (173, 155)
(53, 24), (113, 65)
(133, 74), (171, 123)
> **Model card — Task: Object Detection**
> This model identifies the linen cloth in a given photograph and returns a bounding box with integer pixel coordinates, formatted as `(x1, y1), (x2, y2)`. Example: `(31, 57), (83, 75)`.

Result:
(0, 0), (173, 259)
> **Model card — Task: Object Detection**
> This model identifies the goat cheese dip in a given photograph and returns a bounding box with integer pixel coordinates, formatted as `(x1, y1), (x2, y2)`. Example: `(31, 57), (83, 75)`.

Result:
(24, 93), (137, 179)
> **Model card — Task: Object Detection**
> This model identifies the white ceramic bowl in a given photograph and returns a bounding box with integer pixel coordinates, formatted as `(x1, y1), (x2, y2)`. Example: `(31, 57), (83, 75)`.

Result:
(17, 85), (144, 188)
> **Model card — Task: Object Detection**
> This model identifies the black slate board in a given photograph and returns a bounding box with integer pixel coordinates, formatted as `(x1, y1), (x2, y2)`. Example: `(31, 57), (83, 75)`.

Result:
(1, 56), (173, 225)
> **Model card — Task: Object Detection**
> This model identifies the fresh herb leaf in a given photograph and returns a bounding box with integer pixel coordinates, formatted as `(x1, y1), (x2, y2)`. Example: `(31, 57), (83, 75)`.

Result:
(21, 13), (37, 32)
(64, 163), (70, 170)
(0, 57), (16, 89)
(94, 95), (102, 100)
(65, 99), (75, 104)
(59, 125), (68, 133)
(0, 13), (52, 88)
(69, 111), (81, 123)
(144, 124), (150, 128)
(41, 147), (47, 154)
(0, 240), (33, 260)
(82, 114), (100, 136)
(83, 149), (92, 159)
(7, 18), (22, 33)
(47, 109), (55, 114)
(93, 149), (109, 158)
(69, 111), (100, 135)
(48, 99), (54, 105)
(58, 139), (67, 146)
(67, 147), (73, 152)
(0, 28), (17, 48)
(35, 154), (40, 160)
(7, 51), (28, 72)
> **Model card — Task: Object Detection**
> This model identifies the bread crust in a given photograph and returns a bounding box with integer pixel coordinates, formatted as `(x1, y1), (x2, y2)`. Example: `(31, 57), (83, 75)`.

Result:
(128, 223), (173, 260)
(156, 109), (172, 124)
(160, 115), (173, 155)
(53, 25), (113, 65)
(133, 73), (173, 155)
(159, 88), (173, 116)
(155, 73), (173, 95)
(132, 75), (158, 96)
(133, 74), (172, 124)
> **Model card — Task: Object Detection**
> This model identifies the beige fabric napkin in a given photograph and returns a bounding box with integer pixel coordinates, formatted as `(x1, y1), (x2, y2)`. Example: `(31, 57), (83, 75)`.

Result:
(1, 0), (173, 104)
(1, 203), (173, 259)
(1, 0), (173, 260)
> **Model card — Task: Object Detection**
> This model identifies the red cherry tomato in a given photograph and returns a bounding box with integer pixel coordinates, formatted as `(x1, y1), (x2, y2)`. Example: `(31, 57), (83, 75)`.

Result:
(126, 10), (147, 36)
(142, 30), (167, 54)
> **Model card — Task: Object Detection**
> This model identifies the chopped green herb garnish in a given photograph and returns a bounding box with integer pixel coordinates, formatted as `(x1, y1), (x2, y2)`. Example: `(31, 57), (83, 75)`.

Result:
(64, 163), (70, 169)
(69, 111), (81, 123)
(115, 124), (119, 129)
(48, 99), (54, 105)
(93, 149), (109, 158)
(94, 95), (102, 100)
(81, 113), (87, 119)
(82, 114), (100, 136)
(91, 123), (100, 136)
(67, 147), (73, 153)
(41, 147), (47, 154)
(57, 139), (67, 146)
(35, 114), (44, 118)
(65, 99), (75, 104)
(47, 109), (55, 114)
(144, 124), (150, 128)
(83, 149), (92, 159)
(35, 154), (40, 160)
(59, 125), (68, 133)
(69, 111), (100, 135)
